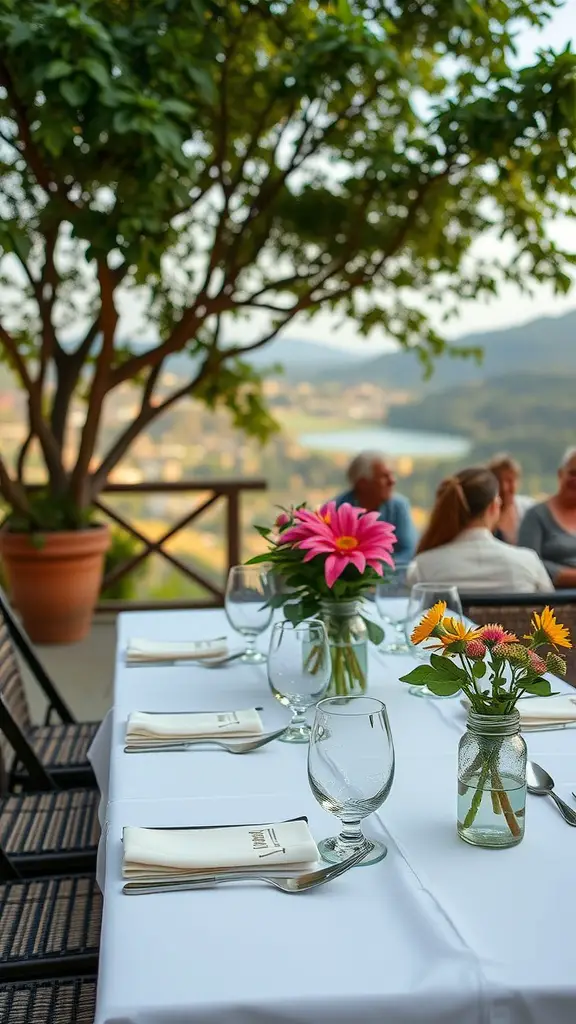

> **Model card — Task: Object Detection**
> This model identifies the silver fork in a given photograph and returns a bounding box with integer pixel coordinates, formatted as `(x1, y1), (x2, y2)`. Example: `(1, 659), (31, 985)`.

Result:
(123, 844), (370, 895)
(126, 651), (244, 669)
(124, 726), (288, 754)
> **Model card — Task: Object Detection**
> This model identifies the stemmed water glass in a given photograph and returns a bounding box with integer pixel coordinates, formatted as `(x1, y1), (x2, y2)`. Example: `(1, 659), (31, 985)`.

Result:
(405, 582), (463, 698)
(375, 563), (411, 653)
(308, 696), (395, 866)
(224, 565), (274, 663)
(267, 619), (331, 742)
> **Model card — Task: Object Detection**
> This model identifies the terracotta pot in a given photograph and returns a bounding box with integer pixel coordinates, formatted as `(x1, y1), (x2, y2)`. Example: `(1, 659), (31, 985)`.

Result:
(0, 525), (110, 644)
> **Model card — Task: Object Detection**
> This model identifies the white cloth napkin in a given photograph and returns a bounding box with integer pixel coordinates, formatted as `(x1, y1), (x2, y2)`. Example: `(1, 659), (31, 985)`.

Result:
(517, 696), (576, 726)
(125, 709), (263, 746)
(125, 637), (228, 663)
(461, 695), (576, 726)
(122, 819), (319, 879)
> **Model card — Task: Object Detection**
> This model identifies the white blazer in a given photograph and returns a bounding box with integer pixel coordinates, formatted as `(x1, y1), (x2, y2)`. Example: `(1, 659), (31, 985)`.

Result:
(407, 528), (553, 594)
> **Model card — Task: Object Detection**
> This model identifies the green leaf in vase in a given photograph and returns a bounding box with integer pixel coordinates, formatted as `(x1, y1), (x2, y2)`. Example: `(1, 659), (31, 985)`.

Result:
(361, 616), (385, 646)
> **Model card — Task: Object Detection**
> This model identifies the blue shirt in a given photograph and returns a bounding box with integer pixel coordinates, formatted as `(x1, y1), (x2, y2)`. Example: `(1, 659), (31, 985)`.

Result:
(334, 490), (417, 564)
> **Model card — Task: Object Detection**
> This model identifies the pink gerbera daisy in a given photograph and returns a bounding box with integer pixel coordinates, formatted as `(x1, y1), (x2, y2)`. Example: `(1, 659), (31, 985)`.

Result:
(479, 624), (518, 645)
(281, 502), (396, 588)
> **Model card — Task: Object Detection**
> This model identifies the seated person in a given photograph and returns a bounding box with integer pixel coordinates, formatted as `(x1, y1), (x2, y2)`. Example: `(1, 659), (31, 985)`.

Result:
(407, 467), (552, 593)
(519, 446), (576, 588)
(488, 453), (534, 544)
(335, 450), (416, 563)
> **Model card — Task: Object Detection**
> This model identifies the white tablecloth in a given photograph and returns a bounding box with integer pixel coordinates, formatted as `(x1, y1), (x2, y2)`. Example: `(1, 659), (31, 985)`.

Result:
(91, 609), (576, 1024)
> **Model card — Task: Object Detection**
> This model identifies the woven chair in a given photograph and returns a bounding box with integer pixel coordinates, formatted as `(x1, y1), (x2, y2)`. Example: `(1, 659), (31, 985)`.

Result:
(0, 974), (97, 1023)
(460, 590), (576, 687)
(0, 591), (99, 789)
(0, 872), (102, 983)
(0, 789), (100, 878)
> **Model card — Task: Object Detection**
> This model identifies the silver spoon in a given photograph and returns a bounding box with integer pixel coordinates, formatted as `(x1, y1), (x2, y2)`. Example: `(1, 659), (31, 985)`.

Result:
(123, 844), (370, 895)
(526, 761), (576, 826)
(124, 726), (288, 754)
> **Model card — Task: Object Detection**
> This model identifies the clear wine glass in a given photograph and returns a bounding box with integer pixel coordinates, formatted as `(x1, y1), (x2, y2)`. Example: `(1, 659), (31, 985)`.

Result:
(405, 582), (463, 699)
(308, 696), (395, 866)
(268, 619), (331, 743)
(375, 562), (411, 653)
(224, 565), (274, 663)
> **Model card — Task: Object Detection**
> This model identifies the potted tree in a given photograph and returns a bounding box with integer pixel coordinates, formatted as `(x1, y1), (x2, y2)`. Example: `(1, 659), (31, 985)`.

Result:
(0, 0), (574, 642)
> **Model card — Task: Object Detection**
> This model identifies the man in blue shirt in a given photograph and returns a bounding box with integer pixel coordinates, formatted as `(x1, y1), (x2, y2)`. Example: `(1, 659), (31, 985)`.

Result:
(335, 450), (417, 564)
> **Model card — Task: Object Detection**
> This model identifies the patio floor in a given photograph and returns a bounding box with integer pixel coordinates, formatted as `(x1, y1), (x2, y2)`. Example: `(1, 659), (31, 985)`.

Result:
(20, 615), (117, 724)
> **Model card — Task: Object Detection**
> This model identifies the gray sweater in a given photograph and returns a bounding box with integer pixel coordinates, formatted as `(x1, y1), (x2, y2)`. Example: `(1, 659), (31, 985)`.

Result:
(518, 502), (576, 583)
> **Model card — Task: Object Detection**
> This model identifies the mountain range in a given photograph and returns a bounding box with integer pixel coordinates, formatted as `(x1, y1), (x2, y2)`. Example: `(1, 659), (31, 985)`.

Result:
(301, 309), (576, 391)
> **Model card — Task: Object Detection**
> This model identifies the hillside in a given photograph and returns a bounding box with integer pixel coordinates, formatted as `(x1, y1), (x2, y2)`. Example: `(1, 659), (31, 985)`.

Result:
(308, 309), (576, 390)
(165, 337), (369, 378)
(387, 371), (576, 474)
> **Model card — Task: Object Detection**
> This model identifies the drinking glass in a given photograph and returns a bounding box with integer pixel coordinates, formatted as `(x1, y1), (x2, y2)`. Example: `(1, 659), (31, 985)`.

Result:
(375, 563), (411, 653)
(268, 620), (331, 742)
(308, 696), (395, 866)
(405, 582), (463, 699)
(224, 565), (274, 663)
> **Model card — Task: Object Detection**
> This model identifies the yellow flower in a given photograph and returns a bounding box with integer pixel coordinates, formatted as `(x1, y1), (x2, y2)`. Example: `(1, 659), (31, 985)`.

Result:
(438, 618), (483, 649)
(527, 606), (572, 650)
(410, 600), (447, 645)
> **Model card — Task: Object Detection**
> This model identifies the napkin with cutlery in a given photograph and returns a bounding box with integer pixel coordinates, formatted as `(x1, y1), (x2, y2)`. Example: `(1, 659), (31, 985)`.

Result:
(461, 695), (576, 727)
(125, 637), (228, 663)
(125, 709), (263, 748)
(122, 819), (319, 880)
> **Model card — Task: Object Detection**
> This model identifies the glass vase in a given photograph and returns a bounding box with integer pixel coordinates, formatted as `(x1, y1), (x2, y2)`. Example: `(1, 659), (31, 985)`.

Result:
(319, 599), (368, 697)
(457, 710), (526, 849)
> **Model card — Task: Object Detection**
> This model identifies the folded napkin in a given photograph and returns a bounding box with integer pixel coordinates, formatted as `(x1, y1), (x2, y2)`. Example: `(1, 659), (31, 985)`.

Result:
(125, 709), (263, 746)
(461, 695), (576, 727)
(516, 696), (576, 726)
(122, 819), (319, 879)
(125, 637), (228, 663)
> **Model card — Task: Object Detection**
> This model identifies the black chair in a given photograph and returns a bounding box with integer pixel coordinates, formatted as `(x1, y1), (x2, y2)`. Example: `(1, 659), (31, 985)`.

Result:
(0, 589), (99, 789)
(0, 867), (101, 983)
(0, 974), (97, 1022)
(0, 788), (100, 878)
(460, 589), (576, 687)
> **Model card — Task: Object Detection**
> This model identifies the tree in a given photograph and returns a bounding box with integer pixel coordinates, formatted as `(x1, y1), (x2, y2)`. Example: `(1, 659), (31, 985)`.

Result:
(0, 0), (575, 529)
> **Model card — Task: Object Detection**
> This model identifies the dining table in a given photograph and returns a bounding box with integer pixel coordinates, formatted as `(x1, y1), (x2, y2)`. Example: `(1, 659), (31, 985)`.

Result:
(89, 607), (576, 1024)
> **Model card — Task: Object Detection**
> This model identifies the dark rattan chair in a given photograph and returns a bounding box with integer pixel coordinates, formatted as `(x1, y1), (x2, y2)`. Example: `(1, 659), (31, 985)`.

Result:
(0, 974), (97, 1023)
(0, 873), (102, 983)
(0, 592), (99, 789)
(0, 789), (100, 877)
(460, 590), (576, 687)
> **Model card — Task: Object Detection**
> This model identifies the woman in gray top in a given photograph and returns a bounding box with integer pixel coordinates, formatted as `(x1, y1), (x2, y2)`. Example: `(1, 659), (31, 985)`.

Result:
(519, 447), (576, 587)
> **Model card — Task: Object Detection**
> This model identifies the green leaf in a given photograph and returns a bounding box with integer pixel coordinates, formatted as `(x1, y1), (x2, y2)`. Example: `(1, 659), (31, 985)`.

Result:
(472, 661), (487, 678)
(78, 58), (110, 88)
(59, 77), (90, 107)
(253, 525), (271, 538)
(284, 601), (305, 625)
(244, 553), (272, 565)
(430, 653), (467, 680)
(187, 66), (217, 103)
(399, 665), (442, 686)
(44, 60), (73, 81)
(361, 616), (385, 646)
(521, 678), (553, 696)
(425, 679), (462, 697)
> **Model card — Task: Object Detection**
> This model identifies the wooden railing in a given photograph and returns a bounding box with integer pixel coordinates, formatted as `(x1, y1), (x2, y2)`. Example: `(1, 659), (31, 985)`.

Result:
(94, 479), (267, 611)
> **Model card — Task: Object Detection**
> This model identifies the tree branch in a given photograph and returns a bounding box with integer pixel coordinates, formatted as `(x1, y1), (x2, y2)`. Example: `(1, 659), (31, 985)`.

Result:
(0, 58), (54, 193)
(69, 261), (118, 507)
(0, 454), (31, 518)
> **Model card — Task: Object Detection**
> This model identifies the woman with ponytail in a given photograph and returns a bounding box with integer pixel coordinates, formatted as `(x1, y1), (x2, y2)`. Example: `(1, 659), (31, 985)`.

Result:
(407, 468), (552, 593)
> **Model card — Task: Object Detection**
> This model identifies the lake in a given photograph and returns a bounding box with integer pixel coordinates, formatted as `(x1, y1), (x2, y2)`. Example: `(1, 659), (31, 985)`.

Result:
(299, 426), (471, 458)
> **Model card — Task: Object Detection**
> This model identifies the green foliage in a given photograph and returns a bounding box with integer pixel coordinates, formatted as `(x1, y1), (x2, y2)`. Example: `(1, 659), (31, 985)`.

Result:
(101, 527), (146, 600)
(2, 491), (93, 532)
(0, 0), (575, 528)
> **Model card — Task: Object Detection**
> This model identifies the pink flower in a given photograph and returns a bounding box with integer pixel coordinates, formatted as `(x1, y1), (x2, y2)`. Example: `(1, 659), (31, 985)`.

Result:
(479, 624), (518, 645)
(274, 512), (291, 530)
(465, 639), (487, 659)
(281, 502), (396, 588)
(527, 650), (547, 675)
